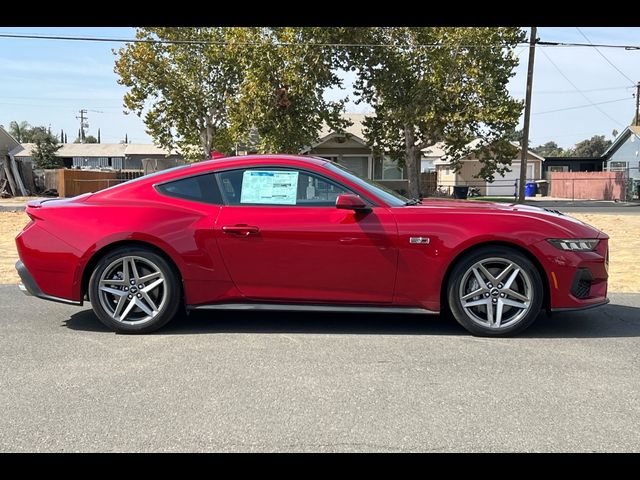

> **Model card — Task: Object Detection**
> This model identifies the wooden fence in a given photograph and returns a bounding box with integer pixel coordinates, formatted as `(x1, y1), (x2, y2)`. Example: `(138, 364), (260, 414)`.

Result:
(57, 169), (144, 197)
(420, 171), (438, 196)
(548, 171), (626, 201)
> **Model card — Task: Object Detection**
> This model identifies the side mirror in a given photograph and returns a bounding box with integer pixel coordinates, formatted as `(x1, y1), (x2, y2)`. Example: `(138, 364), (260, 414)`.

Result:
(335, 194), (370, 212)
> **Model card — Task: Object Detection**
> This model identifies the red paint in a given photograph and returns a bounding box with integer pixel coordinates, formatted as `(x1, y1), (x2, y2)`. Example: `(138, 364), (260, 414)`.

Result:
(15, 155), (608, 312)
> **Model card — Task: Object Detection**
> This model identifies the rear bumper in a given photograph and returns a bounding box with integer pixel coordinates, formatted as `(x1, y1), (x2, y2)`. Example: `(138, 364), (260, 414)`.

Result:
(15, 260), (83, 306)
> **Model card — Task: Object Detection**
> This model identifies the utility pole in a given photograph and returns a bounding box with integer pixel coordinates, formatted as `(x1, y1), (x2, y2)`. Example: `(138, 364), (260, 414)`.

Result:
(635, 82), (640, 126)
(76, 109), (88, 144)
(518, 26), (537, 204)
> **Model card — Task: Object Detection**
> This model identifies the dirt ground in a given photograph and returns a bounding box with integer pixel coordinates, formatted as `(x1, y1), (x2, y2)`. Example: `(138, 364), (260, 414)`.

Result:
(0, 211), (638, 292)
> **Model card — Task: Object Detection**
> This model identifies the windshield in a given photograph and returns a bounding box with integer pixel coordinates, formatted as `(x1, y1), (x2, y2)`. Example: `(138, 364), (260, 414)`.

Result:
(325, 161), (409, 207)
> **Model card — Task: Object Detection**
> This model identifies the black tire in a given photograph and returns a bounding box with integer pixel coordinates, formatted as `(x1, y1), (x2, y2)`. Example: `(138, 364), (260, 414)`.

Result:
(447, 246), (543, 337)
(88, 246), (181, 334)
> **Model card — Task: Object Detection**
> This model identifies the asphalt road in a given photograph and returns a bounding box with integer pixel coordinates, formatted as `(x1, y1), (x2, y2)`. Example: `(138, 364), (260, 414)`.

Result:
(1, 286), (639, 452)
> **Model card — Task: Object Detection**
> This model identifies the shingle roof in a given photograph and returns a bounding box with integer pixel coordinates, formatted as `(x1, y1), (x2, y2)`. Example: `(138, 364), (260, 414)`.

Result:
(10, 142), (180, 158)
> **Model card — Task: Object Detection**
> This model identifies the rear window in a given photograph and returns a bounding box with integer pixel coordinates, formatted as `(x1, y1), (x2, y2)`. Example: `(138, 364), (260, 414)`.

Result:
(156, 173), (222, 205)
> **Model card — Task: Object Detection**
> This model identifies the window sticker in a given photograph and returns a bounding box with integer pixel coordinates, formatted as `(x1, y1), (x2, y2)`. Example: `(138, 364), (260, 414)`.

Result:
(240, 170), (299, 205)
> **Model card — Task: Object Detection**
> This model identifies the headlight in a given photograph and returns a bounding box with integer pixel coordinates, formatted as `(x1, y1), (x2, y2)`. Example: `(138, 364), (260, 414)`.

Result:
(547, 239), (599, 251)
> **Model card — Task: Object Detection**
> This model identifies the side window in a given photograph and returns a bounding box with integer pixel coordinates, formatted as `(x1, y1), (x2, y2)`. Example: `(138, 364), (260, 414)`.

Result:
(217, 168), (351, 206)
(156, 173), (222, 205)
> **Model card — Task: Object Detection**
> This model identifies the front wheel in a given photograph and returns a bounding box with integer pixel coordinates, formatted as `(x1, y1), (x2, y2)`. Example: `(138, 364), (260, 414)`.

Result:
(447, 246), (543, 337)
(88, 247), (181, 333)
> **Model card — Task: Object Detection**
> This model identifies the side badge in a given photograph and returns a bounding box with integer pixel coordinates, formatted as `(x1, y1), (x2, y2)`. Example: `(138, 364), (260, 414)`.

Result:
(409, 237), (430, 244)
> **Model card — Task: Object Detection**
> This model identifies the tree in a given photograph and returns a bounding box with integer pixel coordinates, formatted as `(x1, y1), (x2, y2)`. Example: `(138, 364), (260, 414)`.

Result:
(349, 27), (524, 197)
(64, 133), (68, 144)
(97, 128), (101, 143)
(114, 27), (241, 159)
(570, 135), (612, 157)
(84, 135), (98, 144)
(532, 141), (565, 158)
(32, 135), (62, 169)
(227, 27), (348, 153)
(60, 129), (64, 143)
(8, 121), (31, 142)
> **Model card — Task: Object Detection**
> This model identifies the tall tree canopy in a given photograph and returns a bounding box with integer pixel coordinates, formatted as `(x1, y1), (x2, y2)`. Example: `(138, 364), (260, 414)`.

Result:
(114, 27), (241, 159)
(570, 135), (612, 158)
(532, 141), (565, 158)
(348, 27), (524, 197)
(228, 27), (348, 154)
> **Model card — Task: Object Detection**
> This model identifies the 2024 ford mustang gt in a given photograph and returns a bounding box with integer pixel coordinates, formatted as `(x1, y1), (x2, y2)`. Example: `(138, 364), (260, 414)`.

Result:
(15, 155), (609, 336)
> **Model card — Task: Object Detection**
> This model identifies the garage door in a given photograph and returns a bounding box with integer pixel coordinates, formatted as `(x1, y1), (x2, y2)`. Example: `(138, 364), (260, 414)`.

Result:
(485, 163), (534, 196)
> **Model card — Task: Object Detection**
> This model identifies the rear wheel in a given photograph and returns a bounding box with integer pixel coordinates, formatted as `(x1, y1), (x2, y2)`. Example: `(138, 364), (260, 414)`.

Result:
(447, 246), (543, 337)
(88, 247), (181, 333)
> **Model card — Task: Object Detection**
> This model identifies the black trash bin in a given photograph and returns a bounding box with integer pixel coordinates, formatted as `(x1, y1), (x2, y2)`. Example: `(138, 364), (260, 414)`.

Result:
(453, 186), (469, 199)
(535, 180), (549, 197)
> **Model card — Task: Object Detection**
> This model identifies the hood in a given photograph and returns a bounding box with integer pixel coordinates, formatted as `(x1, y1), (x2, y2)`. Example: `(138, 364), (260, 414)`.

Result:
(408, 199), (607, 239)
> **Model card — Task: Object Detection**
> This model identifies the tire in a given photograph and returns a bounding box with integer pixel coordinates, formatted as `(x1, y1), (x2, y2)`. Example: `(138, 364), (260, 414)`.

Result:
(88, 246), (181, 334)
(447, 246), (543, 337)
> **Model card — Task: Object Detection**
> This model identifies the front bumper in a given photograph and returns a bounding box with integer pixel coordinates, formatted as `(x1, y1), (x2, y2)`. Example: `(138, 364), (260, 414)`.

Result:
(15, 260), (83, 306)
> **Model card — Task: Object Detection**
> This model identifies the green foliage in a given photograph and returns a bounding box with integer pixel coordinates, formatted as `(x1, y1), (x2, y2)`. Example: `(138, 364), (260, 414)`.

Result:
(532, 141), (565, 158)
(347, 27), (524, 196)
(569, 135), (612, 158)
(32, 134), (62, 169)
(75, 135), (98, 144)
(9, 120), (30, 142)
(114, 28), (240, 160)
(227, 27), (348, 154)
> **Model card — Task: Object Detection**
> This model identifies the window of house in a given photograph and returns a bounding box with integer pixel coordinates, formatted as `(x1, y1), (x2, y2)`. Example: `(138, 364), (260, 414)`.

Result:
(374, 157), (405, 180)
(445, 168), (451, 176)
(156, 173), (222, 205)
(548, 166), (568, 173)
(217, 168), (352, 207)
(609, 161), (628, 172)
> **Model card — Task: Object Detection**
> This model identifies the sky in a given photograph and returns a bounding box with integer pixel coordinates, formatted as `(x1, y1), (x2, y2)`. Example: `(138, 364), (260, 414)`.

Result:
(1, 27), (640, 149)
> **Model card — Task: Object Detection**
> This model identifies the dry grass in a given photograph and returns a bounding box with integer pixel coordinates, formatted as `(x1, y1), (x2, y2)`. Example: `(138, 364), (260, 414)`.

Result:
(0, 211), (638, 292)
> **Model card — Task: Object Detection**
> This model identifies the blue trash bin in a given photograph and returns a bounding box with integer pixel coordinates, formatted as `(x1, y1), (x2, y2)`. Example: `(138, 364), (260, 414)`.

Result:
(525, 182), (537, 197)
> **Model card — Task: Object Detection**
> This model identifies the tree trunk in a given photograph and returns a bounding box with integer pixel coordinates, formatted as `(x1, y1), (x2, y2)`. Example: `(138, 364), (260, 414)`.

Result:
(200, 125), (214, 160)
(404, 124), (421, 199)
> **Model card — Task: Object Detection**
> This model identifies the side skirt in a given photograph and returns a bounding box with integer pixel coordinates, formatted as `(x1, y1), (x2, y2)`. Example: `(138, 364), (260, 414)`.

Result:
(187, 303), (439, 315)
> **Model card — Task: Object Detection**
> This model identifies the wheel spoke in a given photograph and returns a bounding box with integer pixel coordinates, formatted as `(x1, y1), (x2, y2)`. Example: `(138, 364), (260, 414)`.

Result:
(472, 268), (488, 289)
(119, 298), (137, 322)
(486, 300), (495, 325)
(120, 258), (130, 283)
(139, 271), (162, 283)
(113, 295), (128, 319)
(142, 278), (164, 293)
(463, 298), (489, 308)
(494, 299), (504, 328)
(141, 291), (159, 312)
(99, 286), (128, 297)
(478, 264), (497, 284)
(503, 268), (521, 289)
(504, 288), (529, 302)
(495, 263), (514, 283)
(135, 298), (154, 316)
(502, 298), (528, 310)
(100, 278), (126, 287)
(461, 288), (485, 301)
(128, 258), (140, 282)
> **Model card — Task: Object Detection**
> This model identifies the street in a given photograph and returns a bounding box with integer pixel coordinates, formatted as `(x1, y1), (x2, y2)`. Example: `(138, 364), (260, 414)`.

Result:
(1, 286), (639, 452)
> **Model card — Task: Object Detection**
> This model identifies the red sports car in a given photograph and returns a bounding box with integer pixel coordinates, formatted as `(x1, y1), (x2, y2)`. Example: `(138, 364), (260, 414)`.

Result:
(15, 155), (609, 336)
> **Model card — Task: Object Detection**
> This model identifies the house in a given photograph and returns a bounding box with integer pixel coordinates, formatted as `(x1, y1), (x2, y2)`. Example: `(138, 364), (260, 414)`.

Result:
(10, 143), (183, 170)
(434, 140), (544, 196)
(303, 113), (429, 194)
(542, 156), (604, 177)
(602, 125), (640, 180)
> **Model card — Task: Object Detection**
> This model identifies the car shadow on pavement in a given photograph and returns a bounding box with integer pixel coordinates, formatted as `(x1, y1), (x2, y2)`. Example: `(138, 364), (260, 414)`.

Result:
(63, 303), (640, 338)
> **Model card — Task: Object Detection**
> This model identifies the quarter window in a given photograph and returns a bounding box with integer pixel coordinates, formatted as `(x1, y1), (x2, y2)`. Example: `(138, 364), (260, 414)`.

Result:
(217, 168), (351, 206)
(156, 173), (222, 205)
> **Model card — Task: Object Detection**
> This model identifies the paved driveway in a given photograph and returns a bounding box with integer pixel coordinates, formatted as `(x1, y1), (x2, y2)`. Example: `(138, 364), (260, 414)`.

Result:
(1, 286), (639, 452)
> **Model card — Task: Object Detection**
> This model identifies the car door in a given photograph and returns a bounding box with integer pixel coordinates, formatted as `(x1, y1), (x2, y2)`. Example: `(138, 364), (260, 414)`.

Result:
(214, 166), (398, 304)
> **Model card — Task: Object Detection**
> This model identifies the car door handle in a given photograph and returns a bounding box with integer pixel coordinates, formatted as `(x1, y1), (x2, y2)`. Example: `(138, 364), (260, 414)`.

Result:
(222, 225), (260, 236)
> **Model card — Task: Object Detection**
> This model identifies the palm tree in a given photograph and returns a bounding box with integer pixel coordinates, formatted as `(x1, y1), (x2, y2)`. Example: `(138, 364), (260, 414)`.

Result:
(9, 120), (30, 142)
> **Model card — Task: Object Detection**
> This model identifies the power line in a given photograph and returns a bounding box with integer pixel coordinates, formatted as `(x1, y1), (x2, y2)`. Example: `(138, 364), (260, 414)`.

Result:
(538, 40), (640, 50)
(575, 27), (636, 85)
(533, 97), (630, 115)
(539, 48), (625, 127)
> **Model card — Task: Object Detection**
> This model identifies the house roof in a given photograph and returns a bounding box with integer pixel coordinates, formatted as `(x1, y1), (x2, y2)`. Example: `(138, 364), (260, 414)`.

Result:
(10, 142), (180, 158)
(318, 113), (369, 140)
(0, 125), (21, 156)
(602, 125), (640, 158)
(433, 140), (543, 165)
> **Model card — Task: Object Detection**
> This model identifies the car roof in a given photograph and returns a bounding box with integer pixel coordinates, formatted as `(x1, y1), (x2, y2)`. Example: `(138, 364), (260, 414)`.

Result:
(156, 154), (329, 182)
